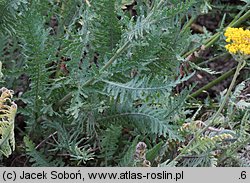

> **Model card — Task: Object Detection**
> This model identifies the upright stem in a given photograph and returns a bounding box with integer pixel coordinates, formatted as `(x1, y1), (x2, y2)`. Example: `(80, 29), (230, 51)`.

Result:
(182, 8), (250, 58)
(228, 4), (250, 27)
(208, 60), (244, 124)
(172, 59), (245, 162)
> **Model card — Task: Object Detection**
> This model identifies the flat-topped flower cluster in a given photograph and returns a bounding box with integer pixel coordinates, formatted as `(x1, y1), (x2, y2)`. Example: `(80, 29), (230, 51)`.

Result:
(225, 27), (250, 55)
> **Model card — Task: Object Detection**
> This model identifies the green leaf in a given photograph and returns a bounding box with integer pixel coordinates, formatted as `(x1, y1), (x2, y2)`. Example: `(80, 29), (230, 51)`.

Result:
(146, 141), (164, 162)
(119, 135), (140, 166)
(0, 88), (17, 158)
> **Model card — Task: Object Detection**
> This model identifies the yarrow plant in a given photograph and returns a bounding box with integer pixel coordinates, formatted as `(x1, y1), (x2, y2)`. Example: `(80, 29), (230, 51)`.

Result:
(210, 27), (248, 129)
(1, 0), (250, 167)
(171, 27), (249, 164)
(225, 27), (250, 56)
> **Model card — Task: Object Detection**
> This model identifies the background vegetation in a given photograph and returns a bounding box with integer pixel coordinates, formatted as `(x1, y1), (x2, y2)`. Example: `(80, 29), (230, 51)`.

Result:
(0, 0), (249, 167)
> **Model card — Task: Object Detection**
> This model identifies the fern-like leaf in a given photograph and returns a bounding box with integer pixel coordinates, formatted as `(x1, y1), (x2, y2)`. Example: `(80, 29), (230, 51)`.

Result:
(103, 74), (194, 102)
(91, 0), (122, 57)
(119, 135), (140, 167)
(100, 124), (122, 165)
(0, 0), (28, 35)
(23, 136), (63, 167)
(0, 87), (17, 158)
(98, 96), (188, 140)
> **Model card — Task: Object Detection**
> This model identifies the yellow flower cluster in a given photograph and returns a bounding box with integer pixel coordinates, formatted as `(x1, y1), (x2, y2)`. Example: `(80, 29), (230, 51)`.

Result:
(224, 27), (250, 55)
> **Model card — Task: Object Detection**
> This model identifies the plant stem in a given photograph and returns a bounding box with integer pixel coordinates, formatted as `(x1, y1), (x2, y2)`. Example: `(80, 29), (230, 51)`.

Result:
(54, 41), (130, 110)
(197, 53), (229, 66)
(228, 2), (250, 27)
(181, 16), (197, 34)
(206, 60), (244, 126)
(189, 67), (236, 98)
(39, 2), (250, 123)
(173, 59), (245, 162)
(37, 0), (162, 123)
(220, 136), (250, 164)
(217, 111), (250, 164)
(182, 8), (250, 58)
(52, 0), (165, 111)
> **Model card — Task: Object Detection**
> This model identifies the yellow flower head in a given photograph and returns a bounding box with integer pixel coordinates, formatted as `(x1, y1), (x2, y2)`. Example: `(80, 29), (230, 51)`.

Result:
(224, 27), (250, 55)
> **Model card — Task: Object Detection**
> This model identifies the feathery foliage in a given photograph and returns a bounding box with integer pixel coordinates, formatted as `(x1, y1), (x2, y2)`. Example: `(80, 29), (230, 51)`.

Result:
(24, 136), (64, 167)
(0, 88), (17, 158)
(0, 0), (249, 167)
(0, 0), (28, 35)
